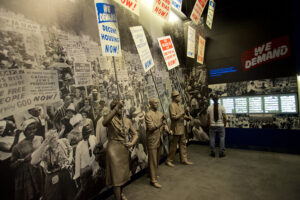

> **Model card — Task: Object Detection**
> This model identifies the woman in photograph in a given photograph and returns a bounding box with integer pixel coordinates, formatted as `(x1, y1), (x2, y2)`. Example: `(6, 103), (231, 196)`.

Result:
(102, 100), (138, 200)
(31, 130), (75, 200)
(10, 119), (44, 200)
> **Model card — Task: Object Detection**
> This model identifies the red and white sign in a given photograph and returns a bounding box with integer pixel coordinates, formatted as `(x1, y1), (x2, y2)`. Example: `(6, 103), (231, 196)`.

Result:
(152, 0), (172, 20)
(197, 35), (206, 64)
(158, 36), (179, 70)
(241, 35), (291, 71)
(113, 0), (139, 16)
(190, 0), (208, 24)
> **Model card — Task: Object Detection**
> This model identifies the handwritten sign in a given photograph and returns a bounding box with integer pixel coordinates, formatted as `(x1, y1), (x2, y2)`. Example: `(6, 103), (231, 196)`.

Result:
(206, 0), (215, 29)
(190, 0), (208, 25)
(187, 26), (195, 58)
(158, 36), (179, 70)
(74, 63), (93, 86)
(25, 69), (60, 104)
(113, 0), (139, 16)
(0, 70), (34, 118)
(130, 26), (154, 73)
(95, 0), (122, 57)
(152, 0), (172, 20)
(197, 35), (205, 64)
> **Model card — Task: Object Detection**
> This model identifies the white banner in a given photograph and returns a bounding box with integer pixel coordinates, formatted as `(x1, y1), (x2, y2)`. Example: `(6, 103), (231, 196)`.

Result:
(158, 35), (179, 70)
(152, 0), (172, 20)
(130, 26), (154, 73)
(94, 0), (122, 57)
(187, 26), (196, 58)
(25, 69), (60, 104)
(197, 35), (206, 64)
(190, 0), (208, 25)
(0, 69), (34, 119)
(113, 0), (139, 16)
(74, 63), (93, 86)
(206, 0), (216, 29)
(172, 0), (182, 11)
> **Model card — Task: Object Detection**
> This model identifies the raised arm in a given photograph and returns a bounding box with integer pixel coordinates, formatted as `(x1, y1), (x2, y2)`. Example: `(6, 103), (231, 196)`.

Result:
(102, 101), (123, 127)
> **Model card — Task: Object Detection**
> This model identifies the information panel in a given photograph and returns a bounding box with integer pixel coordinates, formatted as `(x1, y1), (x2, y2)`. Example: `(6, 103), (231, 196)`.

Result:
(264, 96), (279, 113)
(280, 95), (297, 113)
(210, 94), (297, 114)
(249, 96), (263, 113)
(235, 97), (248, 113)
(221, 98), (234, 114)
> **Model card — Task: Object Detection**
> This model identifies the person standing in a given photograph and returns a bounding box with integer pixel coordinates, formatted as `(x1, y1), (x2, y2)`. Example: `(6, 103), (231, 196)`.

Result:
(102, 100), (138, 200)
(31, 130), (75, 200)
(10, 119), (44, 200)
(207, 94), (227, 157)
(166, 91), (193, 167)
(145, 98), (172, 188)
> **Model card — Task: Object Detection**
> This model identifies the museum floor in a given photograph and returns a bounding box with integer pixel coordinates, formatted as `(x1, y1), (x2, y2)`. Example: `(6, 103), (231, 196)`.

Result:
(105, 144), (300, 200)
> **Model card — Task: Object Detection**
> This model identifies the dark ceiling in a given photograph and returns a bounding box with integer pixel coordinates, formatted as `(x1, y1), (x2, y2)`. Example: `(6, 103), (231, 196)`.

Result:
(181, 0), (296, 84)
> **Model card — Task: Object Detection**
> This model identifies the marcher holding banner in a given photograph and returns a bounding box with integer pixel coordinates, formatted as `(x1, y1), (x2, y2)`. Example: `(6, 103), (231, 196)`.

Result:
(165, 90), (193, 167)
(102, 100), (138, 200)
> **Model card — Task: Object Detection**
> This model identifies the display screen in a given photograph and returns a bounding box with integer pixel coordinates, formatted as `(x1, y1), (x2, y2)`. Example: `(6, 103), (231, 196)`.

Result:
(249, 96), (263, 113)
(209, 94), (297, 114)
(235, 97), (248, 113)
(222, 98), (234, 114)
(280, 95), (297, 113)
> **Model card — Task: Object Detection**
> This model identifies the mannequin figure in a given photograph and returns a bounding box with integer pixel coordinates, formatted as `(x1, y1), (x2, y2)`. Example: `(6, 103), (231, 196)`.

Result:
(166, 91), (193, 167)
(145, 98), (172, 188)
(102, 100), (138, 200)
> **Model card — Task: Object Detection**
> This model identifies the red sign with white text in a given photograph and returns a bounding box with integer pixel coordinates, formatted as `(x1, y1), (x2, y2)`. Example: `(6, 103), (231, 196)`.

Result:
(241, 36), (291, 71)
(158, 36), (179, 70)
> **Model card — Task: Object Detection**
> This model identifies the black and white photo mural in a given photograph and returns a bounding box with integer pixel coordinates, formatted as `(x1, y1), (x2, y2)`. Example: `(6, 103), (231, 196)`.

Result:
(0, 0), (188, 199)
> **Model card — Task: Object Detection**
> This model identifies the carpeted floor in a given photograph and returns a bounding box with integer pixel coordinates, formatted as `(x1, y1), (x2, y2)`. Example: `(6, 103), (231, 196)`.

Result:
(105, 144), (300, 200)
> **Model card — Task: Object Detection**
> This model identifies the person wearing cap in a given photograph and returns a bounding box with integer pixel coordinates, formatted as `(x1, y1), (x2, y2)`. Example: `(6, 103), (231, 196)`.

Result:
(10, 119), (43, 200)
(166, 90), (193, 167)
(59, 104), (77, 139)
(102, 99), (138, 200)
(31, 130), (75, 200)
(145, 98), (172, 188)
(207, 94), (227, 157)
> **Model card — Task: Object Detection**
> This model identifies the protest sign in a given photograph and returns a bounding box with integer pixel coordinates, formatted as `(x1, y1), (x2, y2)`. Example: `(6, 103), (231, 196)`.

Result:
(158, 35), (179, 70)
(113, 0), (139, 16)
(197, 35), (206, 64)
(0, 69), (34, 119)
(190, 0), (208, 24)
(94, 0), (122, 57)
(152, 0), (172, 20)
(25, 69), (60, 104)
(172, 0), (182, 11)
(206, 0), (215, 29)
(130, 26), (154, 73)
(187, 26), (196, 58)
(74, 63), (93, 86)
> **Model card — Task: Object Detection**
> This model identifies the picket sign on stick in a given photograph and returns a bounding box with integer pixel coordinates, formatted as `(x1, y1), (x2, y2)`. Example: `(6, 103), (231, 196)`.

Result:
(94, 0), (127, 143)
(129, 26), (169, 129)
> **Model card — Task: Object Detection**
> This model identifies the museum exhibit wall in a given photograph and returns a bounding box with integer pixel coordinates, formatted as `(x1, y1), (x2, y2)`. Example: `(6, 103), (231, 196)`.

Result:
(200, 0), (300, 153)
(0, 0), (201, 199)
